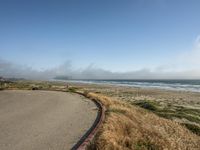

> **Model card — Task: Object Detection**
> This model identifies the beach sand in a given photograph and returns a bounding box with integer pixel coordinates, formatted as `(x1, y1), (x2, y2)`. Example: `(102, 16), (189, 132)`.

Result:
(68, 82), (200, 135)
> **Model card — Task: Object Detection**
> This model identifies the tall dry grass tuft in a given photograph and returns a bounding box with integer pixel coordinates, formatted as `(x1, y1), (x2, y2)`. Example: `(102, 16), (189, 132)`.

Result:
(86, 92), (200, 150)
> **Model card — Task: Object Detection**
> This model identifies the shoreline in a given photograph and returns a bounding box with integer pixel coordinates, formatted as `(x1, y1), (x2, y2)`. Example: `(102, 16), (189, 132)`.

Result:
(66, 80), (200, 95)
(67, 81), (200, 105)
(67, 81), (200, 136)
(54, 79), (200, 93)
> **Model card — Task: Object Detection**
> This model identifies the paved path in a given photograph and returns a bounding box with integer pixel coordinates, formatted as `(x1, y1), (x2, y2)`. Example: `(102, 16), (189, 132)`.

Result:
(0, 90), (97, 150)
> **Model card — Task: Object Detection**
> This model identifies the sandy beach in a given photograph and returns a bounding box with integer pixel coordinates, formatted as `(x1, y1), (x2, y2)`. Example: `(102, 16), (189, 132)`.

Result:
(67, 82), (200, 135)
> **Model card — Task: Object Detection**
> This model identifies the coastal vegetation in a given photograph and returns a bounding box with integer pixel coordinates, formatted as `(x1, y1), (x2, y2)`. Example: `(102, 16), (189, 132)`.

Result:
(75, 83), (200, 137)
(132, 100), (200, 136)
(85, 92), (200, 150)
(1, 80), (200, 149)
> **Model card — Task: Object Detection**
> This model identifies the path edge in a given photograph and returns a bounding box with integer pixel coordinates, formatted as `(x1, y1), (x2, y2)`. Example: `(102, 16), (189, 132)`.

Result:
(71, 91), (105, 150)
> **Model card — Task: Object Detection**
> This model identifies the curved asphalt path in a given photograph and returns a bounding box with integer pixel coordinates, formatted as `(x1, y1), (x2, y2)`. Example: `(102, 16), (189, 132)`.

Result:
(0, 90), (97, 150)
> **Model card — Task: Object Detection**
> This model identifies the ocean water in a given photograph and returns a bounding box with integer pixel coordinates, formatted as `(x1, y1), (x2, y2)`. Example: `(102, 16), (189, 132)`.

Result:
(63, 79), (200, 92)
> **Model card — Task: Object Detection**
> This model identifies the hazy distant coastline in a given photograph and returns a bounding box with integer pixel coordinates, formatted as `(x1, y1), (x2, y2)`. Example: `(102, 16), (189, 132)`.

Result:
(55, 79), (200, 92)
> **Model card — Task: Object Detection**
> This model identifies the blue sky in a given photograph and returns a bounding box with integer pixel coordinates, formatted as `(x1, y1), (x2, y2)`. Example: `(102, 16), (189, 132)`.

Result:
(1, 0), (200, 79)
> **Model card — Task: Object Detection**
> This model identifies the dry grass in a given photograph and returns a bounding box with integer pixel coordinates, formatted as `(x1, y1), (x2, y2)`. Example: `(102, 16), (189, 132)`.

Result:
(85, 92), (200, 150)
(72, 83), (200, 136)
(3, 81), (200, 149)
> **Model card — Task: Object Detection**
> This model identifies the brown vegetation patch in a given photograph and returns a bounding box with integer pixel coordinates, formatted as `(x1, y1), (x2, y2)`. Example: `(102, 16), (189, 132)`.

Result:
(85, 92), (200, 150)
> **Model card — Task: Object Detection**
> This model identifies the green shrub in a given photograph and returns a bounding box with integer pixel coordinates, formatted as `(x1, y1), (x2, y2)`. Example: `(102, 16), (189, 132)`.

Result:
(68, 87), (77, 92)
(183, 123), (200, 136)
(32, 87), (39, 90)
(108, 108), (126, 114)
(134, 100), (159, 111)
(135, 140), (158, 150)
